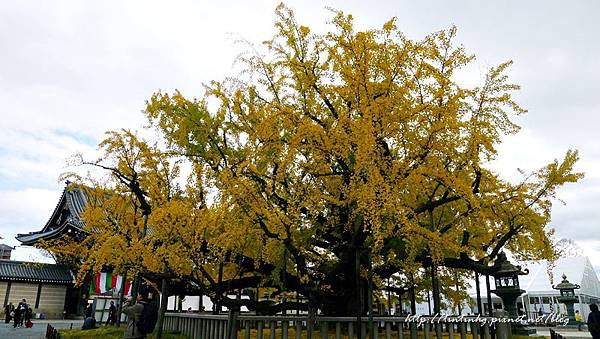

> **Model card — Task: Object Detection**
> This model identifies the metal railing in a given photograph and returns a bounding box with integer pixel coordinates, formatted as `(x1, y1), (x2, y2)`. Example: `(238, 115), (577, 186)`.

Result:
(162, 313), (512, 339)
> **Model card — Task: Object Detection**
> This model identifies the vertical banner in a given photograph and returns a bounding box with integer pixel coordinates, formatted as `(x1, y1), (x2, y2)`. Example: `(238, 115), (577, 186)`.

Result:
(104, 272), (113, 293)
(94, 272), (101, 294)
(99, 272), (107, 293)
(110, 273), (118, 294)
(88, 272), (131, 296)
(115, 275), (123, 293)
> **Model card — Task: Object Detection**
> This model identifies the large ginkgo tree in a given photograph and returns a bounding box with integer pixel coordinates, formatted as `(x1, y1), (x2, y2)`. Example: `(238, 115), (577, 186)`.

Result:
(44, 4), (581, 317)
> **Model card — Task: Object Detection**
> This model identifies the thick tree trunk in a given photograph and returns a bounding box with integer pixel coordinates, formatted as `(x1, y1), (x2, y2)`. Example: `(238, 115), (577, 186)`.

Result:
(475, 272), (482, 314)
(485, 275), (495, 339)
(319, 246), (368, 316)
(355, 247), (362, 339)
(431, 264), (441, 314)
(214, 262), (224, 314)
(308, 291), (321, 339)
(410, 274), (416, 315)
(485, 274), (493, 315)
(156, 278), (169, 339)
(367, 252), (374, 339)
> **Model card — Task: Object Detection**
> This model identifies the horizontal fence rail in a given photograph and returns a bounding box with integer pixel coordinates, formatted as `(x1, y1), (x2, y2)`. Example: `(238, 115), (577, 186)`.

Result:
(164, 313), (229, 339)
(163, 313), (512, 339)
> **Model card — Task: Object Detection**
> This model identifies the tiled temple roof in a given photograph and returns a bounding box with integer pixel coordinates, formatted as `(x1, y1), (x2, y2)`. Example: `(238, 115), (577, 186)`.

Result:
(0, 260), (74, 284)
(16, 183), (153, 246)
(16, 184), (87, 246)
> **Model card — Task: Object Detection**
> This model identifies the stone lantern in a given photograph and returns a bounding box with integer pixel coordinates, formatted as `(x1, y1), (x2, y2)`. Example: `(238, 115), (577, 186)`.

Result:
(490, 252), (529, 318)
(490, 252), (535, 335)
(552, 273), (581, 325)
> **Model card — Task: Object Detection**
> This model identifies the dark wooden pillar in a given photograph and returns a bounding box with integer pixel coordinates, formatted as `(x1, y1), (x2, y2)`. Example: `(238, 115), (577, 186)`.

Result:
(431, 264), (441, 314)
(410, 274), (416, 315)
(485, 275), (493, 316)
(4, 281), (11, 306)
(475, 272), (482, 315)
(35, 283), (42, 308)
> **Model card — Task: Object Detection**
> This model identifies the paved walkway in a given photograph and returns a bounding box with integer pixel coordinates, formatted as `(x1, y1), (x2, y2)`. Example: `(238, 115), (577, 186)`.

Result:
(0, 319), (83, 339)
(1, 322), (591, 339)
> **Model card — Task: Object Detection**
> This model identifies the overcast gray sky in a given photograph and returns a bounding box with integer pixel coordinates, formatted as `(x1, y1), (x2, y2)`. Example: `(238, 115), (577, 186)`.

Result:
(1, 0), (598, 269)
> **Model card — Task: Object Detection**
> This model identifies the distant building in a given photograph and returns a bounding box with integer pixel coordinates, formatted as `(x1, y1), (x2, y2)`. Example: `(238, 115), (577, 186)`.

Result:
(0, 260), (74, 318)
(0, 244), (14, 260)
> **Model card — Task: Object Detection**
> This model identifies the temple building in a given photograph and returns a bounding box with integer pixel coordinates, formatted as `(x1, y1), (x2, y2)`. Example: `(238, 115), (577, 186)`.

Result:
(14, 183), (153, 319)
(14, 183), (90, 317)
(17, 183), (88, 247)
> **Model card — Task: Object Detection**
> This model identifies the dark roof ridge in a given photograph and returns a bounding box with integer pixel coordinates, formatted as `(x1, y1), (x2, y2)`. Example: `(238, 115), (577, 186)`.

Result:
(17, 182), (89, 245)
(40, 185), (69, 233)
(17, 221), (86, 245)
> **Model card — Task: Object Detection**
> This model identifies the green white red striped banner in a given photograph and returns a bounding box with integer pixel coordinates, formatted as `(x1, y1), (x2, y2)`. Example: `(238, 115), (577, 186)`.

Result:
(88, 272), (131, 296)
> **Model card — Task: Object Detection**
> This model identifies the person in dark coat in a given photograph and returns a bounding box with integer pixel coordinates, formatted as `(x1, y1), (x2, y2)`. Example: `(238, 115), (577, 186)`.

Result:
(4, 302), (14, 324)
(18, 299), (28, 326)
(106, 301), (117, 326)
(84, 304), (93, 318)
(25, 305), (32, 322)
(13, 301), (23, 328)
(587, 303), (600, 339)
(122, 292), (146, 339)
(81, 316), (96, 330)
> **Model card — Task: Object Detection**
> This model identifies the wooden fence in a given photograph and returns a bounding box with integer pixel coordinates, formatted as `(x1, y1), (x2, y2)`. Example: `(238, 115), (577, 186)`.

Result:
(163, 313), (513, 339)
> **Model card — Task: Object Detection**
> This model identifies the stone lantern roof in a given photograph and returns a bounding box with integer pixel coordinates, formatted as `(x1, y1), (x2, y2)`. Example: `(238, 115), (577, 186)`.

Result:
(552, 273), (581, 290)
(492, 252), (529, 277)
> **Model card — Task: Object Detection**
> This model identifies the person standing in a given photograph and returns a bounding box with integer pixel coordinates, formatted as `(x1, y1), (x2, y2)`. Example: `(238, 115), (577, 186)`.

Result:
(587, 304), (600, 339)
(13, 300), (23, 328)
(18, 299), (28, 327)
(4, 302), (14, 324)
(576, 310), (583, 331)
(122, 287), (158, 339)
(25, 304), (32, 321)
(122, 290), (147, 339)
(106, 301), (117, 326)
(84, 303), (93, 318)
